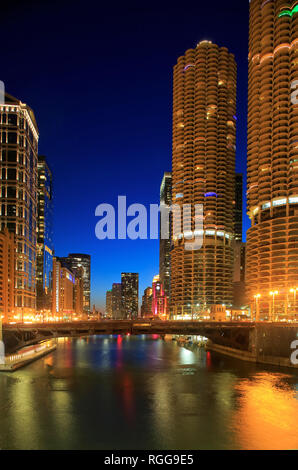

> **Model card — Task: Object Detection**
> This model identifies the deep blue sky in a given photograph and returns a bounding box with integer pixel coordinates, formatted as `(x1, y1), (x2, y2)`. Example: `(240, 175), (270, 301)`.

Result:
(2, 0), (250, 310)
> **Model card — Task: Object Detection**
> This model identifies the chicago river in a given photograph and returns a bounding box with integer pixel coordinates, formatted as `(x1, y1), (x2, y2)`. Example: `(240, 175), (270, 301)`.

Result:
(0, 335), (297, 450)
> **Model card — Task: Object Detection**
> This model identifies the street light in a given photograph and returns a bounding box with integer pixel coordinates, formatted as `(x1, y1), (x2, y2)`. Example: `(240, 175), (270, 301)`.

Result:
(269, 291), (279, 321)
(254, 294), (261, 321)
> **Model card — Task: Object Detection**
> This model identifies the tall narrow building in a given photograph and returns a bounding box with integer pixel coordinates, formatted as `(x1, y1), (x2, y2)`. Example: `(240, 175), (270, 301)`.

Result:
(246, 0), (298, 317)
(121, 273), (139, 319)
(159, 172), (172, 298)
(105, 289), (112, 316)
(36, 155), (53, 313)
(171, 41), (237, 316)
(0, 93), (39, 320)
(111, 282), (122, 319)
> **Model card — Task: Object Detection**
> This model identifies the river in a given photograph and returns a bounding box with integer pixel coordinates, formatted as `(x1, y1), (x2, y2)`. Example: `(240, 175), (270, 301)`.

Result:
(0, 334), (297, 450)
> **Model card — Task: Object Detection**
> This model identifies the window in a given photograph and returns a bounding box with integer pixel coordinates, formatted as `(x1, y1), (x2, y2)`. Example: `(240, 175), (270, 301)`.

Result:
(7, 132), (17, 144)
(7, 150), (17, 162)
(7, 114), (17, 126)
(7, 168), (16, 180)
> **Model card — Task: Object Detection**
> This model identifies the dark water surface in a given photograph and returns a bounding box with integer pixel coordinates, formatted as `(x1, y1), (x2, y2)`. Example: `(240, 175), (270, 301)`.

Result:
(0, 335), (297, 450)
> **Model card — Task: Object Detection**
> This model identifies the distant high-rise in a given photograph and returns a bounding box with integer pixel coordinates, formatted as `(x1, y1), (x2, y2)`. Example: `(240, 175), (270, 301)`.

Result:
(171, 41), (237, 315)
(246, 0), (298, 317)
(159, 172), (172, 298)
(111, 283), (122, 319)
(121, 273), (139, 319)
(36, 155), (53, 312)
(61, 254), (91, 314)
(140, 287), (152, 318)
(234, 173), (243, 241)
(0, 93), (39, 319)
(105, 289), (112, 316)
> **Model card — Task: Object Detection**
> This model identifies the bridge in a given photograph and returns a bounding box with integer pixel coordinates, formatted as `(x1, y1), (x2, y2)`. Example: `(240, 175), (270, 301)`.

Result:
(2, 320), (298, 368)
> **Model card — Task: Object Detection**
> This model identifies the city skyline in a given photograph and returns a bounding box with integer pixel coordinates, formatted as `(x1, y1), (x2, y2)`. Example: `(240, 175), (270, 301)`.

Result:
(1, 0), (250, 310)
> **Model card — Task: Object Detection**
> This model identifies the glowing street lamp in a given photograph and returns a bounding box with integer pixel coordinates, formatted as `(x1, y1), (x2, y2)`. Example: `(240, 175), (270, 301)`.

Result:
(254, 294), (261, 321)
(269, 291), (279, 321)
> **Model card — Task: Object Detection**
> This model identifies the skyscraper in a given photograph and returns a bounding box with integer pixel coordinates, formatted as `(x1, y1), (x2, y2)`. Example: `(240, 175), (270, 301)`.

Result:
(36, 155), (53, 313)
(111, 282), (122, 319)
(246, 0), (298, 318)
(140, 286), (152, 318)
(60, 254), (91, 314)
(121, 273), (139, 319)
(105, 289), (112, 317)
(171, 41), (237, 316)
(0, 93), (39, 320)
(159, 172), (172, 298)
(233, 172), (246, 307)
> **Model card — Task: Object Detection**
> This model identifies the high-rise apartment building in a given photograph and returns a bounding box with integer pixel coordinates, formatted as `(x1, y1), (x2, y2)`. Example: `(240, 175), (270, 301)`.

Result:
(0, 229), (15, 323)
(159, 172), (172, 298)
(121, 273), (139, 319)
(111, 282), (122, 319)
(36, 155), (53, 313)
(59, 253), (91, 314)
(0, 93), (39, 320)
(171, 41), (237, 315)
(246, 0), (298, 317)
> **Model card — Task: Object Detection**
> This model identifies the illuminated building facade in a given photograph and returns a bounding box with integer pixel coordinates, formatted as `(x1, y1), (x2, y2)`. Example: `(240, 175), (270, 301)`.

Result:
(111, 283), (122, 319)
(74, 273), (84, 318)
(0, 229), (15, 323)
(36, 155), (53, 313)
(121, 272), (139, 319)
(52, 257), (76, 319)
(246, 0), (298, 317)
(171, 41), (237, 315)
(0, 93), (38, 319)
(140, 287), (152, 318)
(159, 172), (172, 298)
(152, 275), (167, 318)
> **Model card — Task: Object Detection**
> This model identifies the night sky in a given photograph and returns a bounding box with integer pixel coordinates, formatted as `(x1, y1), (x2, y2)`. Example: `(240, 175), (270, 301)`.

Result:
(1, 0), (250, 310)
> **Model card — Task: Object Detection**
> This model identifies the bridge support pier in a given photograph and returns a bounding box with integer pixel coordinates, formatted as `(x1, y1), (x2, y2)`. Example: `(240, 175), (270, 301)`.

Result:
(208, 324), (298, 369)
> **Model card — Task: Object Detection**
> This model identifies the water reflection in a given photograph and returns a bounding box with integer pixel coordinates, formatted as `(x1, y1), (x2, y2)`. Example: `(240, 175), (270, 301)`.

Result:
(0, 335), (297, 449)
(232, 373), (298, 450)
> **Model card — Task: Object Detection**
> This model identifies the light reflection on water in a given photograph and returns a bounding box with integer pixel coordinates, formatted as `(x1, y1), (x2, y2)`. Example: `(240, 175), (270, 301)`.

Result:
(0, 335), (297, 450)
